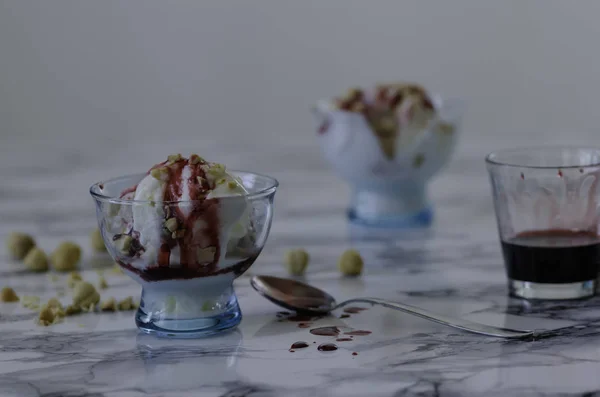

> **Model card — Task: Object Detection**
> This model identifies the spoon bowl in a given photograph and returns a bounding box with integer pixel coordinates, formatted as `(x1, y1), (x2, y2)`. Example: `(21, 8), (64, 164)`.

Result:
(250, 275), (535, 339)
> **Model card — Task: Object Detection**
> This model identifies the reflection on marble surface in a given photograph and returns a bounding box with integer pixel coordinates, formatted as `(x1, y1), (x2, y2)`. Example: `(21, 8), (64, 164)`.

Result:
(2, 139), (600, 396)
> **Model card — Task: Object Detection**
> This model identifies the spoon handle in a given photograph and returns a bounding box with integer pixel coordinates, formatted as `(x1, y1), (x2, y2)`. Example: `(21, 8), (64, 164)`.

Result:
(336, 298), (534, 339)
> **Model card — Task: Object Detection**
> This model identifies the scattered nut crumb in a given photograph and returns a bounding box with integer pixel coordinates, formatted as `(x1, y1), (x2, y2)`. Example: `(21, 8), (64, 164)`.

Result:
(337, 249), (364, 277)
(38, 306), (57, 326)
(65, 304), (82, 316)
(24, 247), (49, 272)
(114, 235), (133, 254)
(90, 228), (107, 252)
(117, 296), (136, 311)
(100, 297), (117, 312)
(6, 232), (36, 260)
(21, 295), (40, 310)
(44, 298), (63, 310)
(1, 287), (19, 302)
(81, 302), (96, 313)
(284, 249), (310, 276)
(51, 242), (82, 272)
(72, 282), (100, 309)
(98, 276), (108, 290)
(67, 271), (83, 288)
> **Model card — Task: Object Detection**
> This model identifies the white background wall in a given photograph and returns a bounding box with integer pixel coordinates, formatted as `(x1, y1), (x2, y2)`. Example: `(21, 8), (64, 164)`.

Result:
(1, 0), (600, 162)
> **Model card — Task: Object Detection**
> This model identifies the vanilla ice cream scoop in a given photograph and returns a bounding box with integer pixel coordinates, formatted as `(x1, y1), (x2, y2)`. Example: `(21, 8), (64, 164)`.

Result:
(120, 154), (251, 272)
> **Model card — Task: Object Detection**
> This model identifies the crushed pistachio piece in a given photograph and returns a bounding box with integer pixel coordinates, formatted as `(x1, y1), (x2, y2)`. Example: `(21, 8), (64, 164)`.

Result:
(65, 304), (82, 316)
(51, 242), (81, 272)
(284, 249), (310, 276)
(164, 218), (178, 233)
(337, 249), (364, 277)
(24, 247), (49, 272)
(1, 287), (19, 302)
(6, 232), (36, 260)
(38, 306), (57, 326)
(228, 180), (238, 189)
(207, 163), (225, 176)
(117, 296), (136, 311)
(100, 298), (117, 312)
(90, 228), (107, 252)
(22, 295), (40, 310)
(115, 235), (133, 254)
(67, 271), (83, 288)
(196, 246), (216, 263)
(167, 153), (183, 163)
(150, 167), (169, 181)
(45, 298), (63, 310)
(98, 276), (108, 290)
(189, 154), (204, 164)
(72, 282), (100, 309)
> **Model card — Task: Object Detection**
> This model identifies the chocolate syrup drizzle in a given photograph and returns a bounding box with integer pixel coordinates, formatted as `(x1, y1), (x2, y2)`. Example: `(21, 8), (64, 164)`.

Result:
(115, 156), (252, 281)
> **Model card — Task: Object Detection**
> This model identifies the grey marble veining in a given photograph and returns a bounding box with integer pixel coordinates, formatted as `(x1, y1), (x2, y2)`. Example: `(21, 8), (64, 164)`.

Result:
(1, 138), (600, 397)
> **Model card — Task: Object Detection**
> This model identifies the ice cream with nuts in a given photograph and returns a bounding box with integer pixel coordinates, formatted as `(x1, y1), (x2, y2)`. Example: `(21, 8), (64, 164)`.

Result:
(319, 83), (437, 160)
(109, 154), (254, 280)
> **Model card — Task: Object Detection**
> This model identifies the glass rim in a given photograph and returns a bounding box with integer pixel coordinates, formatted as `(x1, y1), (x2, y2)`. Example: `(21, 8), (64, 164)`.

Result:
(485, 146), (600, 170)
(89, 170), (279, 205)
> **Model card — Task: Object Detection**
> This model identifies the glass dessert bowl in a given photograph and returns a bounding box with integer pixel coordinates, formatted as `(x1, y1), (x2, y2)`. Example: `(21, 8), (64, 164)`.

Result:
(90, 154), (278, 337)
(313, 83), (464, 228)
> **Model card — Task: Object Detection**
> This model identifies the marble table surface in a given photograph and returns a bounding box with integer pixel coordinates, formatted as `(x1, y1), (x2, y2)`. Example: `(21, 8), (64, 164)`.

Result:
(2, 136), (600, 397)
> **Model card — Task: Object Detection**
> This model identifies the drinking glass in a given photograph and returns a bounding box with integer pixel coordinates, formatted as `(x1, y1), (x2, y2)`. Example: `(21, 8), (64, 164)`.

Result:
(486, 147), (600, 300)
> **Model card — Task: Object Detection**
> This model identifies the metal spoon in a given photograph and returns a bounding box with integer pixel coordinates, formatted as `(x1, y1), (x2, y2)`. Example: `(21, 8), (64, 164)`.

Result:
(250, 275), (534, 339)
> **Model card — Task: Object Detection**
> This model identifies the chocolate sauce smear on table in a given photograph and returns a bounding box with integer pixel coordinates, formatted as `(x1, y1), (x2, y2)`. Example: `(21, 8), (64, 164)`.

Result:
(501, 229), (600, 284)
(276, 311), (291, 317)
(336, 338), (353, 342)
(339, 314), (350, 319)
(310, 326), (340, 336)
(290, 341), (309, 350)
(343, 307), (368, 314)
(352, 352), (358, 356)
(345, 330), (372, 336)
(298, 323), (311, 329)
(317, 343), (338, 352)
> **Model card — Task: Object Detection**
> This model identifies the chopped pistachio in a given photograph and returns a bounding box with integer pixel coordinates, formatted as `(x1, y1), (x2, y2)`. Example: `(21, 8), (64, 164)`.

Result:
(196, 247), (216, 263)
(65, 304), (82, 316)
(67, 271), (83, 288)
(150, 167), (169, 181)
(6, 232), (36, 260)
(24, 247), (49, 272)
(284, 249), (310, 276)
(72, 282), (100, 309)
(98, 276), (108, 290)
(164, 218), (178, 233)
(228, 180), (238, 189)
(90, 228), (107, 252)
(115, 235), (133, 254)
(1, 287), (19, 302)
(167, 153), (183, 163)
(117, 296), (136, 311)
(38, 306), (57, 326)
(51, 242), (81, 272)
(337, 249), (364, 277)
(216, 177), (227, 185)
(207, 163), (225, 176)
(189, 154), (204, 164)
(45, 298), (63, 310)
(22, 295), (40, 310)
(100, 297), (117, 312)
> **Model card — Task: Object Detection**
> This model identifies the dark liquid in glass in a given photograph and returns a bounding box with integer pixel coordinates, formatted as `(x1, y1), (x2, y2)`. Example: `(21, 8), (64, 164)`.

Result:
(501, 229), (600, 283)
